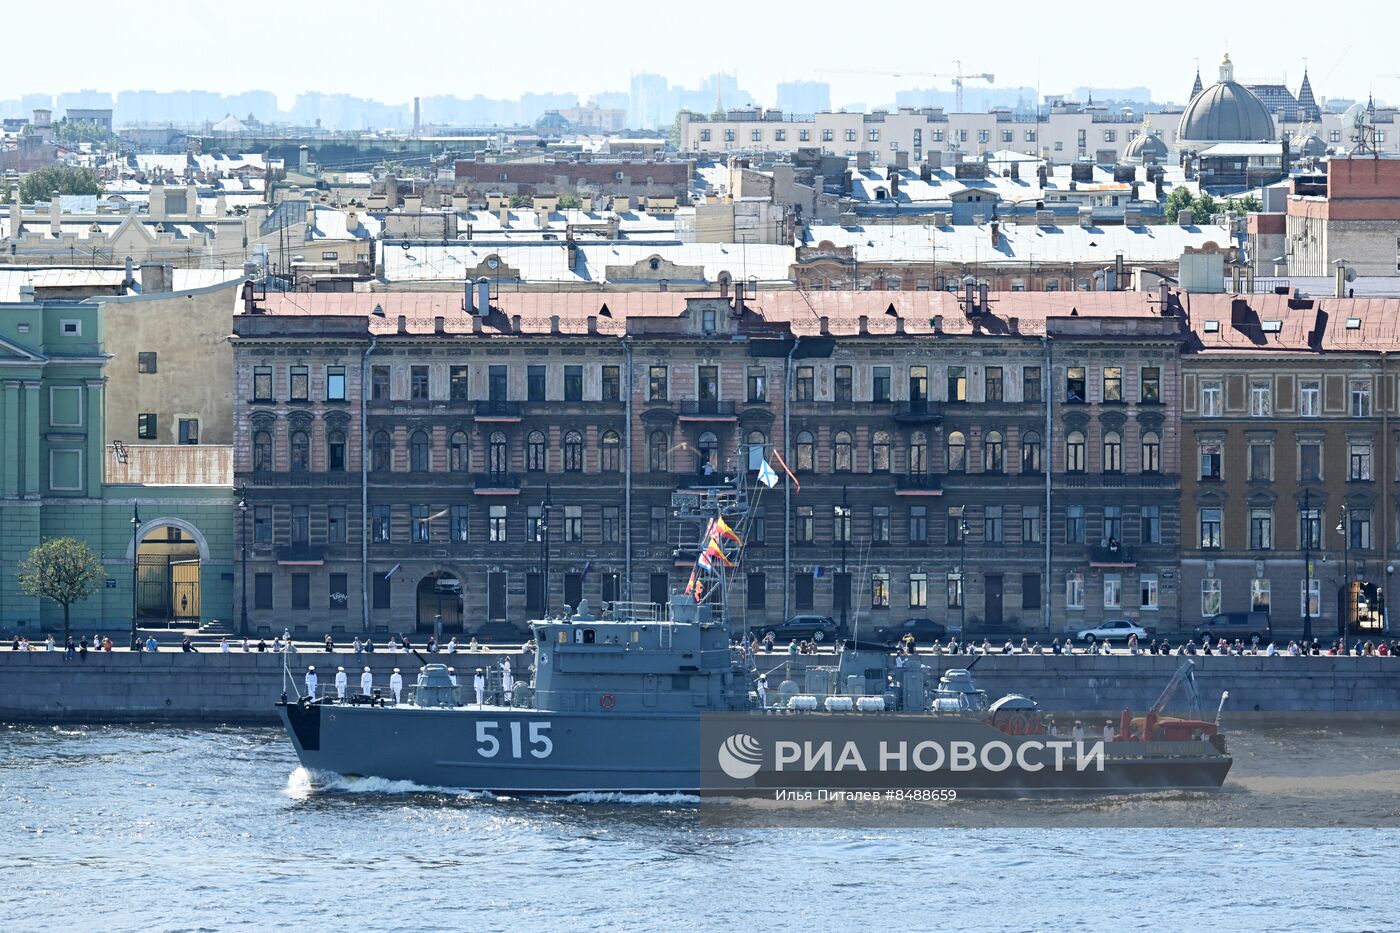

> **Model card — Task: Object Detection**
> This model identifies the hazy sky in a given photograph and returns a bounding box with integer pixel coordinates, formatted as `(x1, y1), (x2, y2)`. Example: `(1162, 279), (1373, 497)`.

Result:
(22, 0), (1400, 108)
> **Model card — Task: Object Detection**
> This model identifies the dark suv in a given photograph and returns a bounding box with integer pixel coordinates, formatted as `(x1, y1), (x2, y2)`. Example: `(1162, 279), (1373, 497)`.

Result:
(756, 615), (839, 643)
(1195, 611), (1272, 643)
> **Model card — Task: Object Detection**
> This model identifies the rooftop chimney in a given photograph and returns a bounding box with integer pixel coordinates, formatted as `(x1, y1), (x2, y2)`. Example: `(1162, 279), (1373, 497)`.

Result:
(550, 314), (561, 335)
(586, 315), (598, 334)
(397, 315), (408, 334)
(978, 282), (989, 312)
(463, 277), (475, 314)
(931, 315), (943, 334)
(49, 193), (61, 236)
(434, 315), (445, 334)
(990, 220), (1000, 247)
(511, 314), (522, 333)
(1177, 209), (1195, 227)
(819, 316), (830, 336)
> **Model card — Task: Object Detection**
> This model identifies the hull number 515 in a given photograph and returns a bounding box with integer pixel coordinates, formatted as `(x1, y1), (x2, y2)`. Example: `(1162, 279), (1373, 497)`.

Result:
(476, 721), (553, 759)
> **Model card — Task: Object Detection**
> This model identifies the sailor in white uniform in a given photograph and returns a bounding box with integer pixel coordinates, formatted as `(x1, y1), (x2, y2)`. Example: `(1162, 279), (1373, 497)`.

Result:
(448, 667), (458, 687)
(304, 666), (318, 699)
(389, 668), (404, 704)
(473, 668), (486, 706)
(756, 676), (768, 708)
(335, 667), (348, 700)
(500, 657), (514, 703)
(360, 666), (373, 697)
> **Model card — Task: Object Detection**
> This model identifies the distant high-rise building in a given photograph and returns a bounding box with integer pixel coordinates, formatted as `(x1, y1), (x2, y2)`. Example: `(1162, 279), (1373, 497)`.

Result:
(629, 74), (668, 129)
(776, 80), (830, 115)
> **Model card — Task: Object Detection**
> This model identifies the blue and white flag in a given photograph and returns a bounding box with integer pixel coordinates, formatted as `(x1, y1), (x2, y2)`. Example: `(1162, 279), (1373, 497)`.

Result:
(757, 460), (779, 488)
(385, 562), (402, 580)
(813, 565), (825, 579)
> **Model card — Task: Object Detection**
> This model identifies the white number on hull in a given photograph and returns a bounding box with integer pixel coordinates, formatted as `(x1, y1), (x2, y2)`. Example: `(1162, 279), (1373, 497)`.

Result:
(476, 721), (553, 759)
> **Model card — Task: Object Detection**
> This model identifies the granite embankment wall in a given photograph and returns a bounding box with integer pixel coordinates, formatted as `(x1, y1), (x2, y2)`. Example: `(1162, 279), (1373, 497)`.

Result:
(1, 651), (1397, 724)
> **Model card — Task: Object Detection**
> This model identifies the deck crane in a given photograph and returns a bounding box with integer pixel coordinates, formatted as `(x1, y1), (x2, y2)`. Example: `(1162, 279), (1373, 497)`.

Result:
(819, 61), (995, 112)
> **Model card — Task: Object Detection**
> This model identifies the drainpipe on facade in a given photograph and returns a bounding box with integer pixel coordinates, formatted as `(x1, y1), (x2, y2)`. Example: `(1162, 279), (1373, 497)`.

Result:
(783, 339), (798, 622)
(1383, 351), (1391, 632)
(1043, 334), (1053, 631)
(623, 337), (633, 603)
(360, 332), (378, 632)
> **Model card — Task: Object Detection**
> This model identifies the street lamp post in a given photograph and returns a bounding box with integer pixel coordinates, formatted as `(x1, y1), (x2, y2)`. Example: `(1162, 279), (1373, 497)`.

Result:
(237, 492), (249, 637)
(840, 485), (849, 635)
(129, 504), (142, 648)
(540, 483), (553, 618)
(1336, 505), (1350, 652)
(1302, 488), (1313, 644)
(959, 512), (970, 639)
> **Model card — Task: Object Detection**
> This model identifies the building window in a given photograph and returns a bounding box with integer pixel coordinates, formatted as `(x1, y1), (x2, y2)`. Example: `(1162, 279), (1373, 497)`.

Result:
(1104, 506), (1123, 543)
(558, 430), (583, 473)
(443, 431), (466, 472)
(1302, 578), (1321, 619)
(601, 365), (620, 402)
(563, 365), (583, 402)
(909, 505), (927, 544)
(648, 431), (669, 472)
(447, 365), (469, 401)
(290, 574), (309, 611)
(370, 431), (391, 471)
(907, 572), (928, 609)
(799, 129), (810, 142)
(138, 351), (157, 374)
(1200, 507), (1222, 548)
(1140, 367), (1160, 403)
(253, 367), (272, 402)
(252, 430), (273, 471)
(985, 367), (1004, 402)
(371, 505), (391, 542)
(527, 505), (543, 543)
(845, 129), (857, 142)
(983, 431), (1004, 473)
(1066, 366), (1086, 403)
(602, 505), (620, 544)
(872, 506), (890, 544)
(137, 413), (157, 439)
(523, 430), (546, 472)
(1250, 508), (1273, 550)
(1066, 573), (1085, 610)
(823, 129), (834, 142)
(908, 365), (928, 403)
(1201, 579), (1222, 617)
(649, 506), (667, 543)
(947, 366), (967, 403)
(1140, 574), (1159, 610)
(411, 505), (430, 543)
(1247, 441), (1271, 481)
(328, 505), (346, 544)
(1351, 508), (1373, 549)
(1022, 432), (1042, 473)
(1349, 441), (1373, 481)
(1141, 432), (1161, 473)
(1351, 380), (1372, 417)
(321, 365), (345, 401)
(747, 367), (767, 403)
(252, 505), (272, 545)
(489, 505), (508, 542)
(872, 367), (891, 402)
(983, 506), (1003, 544)
(649, 366), (668, 401)
(409, 365), (429, 401)
(700, 129), (711, 143)
(564, 505), (582, 542)
(290, 366), (309, 401)
(796, 506), (814, 543)
(1200, 379), (1222, 417)
(871, 572), (890, 609)
(1102, 367), (1123, 402)
(751, 508), (766, 545)
(1065, 431), (1086, 472)
(1199, 440), (1222, 480)
(1251, 578), (1272, 614)
(1300, 508), (1322, 548)
(1066, 505), (1085, 544)
(1141, 506), (1160, 544)
(599, 430), (620, 472)
(947, 431), (966, 473)
(724, 129), (735, 143)
(775, 129), (786, 142)
(1022, 366), (1042, 403)
(795, 431), (815, 471)
(489, 431), (508, 475)
(752, 128), (763, 143)
(526, 365), (546, 402)
(947, 572), (963, 609)
(289, 505), (309, 544)
(1298, 441), (1322, 481)
(834, 431), (853, 472)
(1250, 380), (1272, 417)
(173, 417), (198, 445)
(1102, 431), (1122, 473)
(833, 504), (851, 543)
(290, 431), (309, 472)
(864, 430), (889, 472)
(1022, 505), (1041, 543)
(834, 365), (853, 402)
(795, 366), (814, 401)
(1103, 573), (1122, 609)
(371, 366), (389, 401)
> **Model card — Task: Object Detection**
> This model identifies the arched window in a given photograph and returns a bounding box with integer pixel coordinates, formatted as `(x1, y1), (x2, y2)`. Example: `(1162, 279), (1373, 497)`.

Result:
(1066, 431), (1086, 473)
(409, 430), (430, 472)
(326, 430), (346, 472)
(909, 431), (927, 475)
(834, 430), (853, 472)
(947, 431), (967, 473)
(1141, 431), (1161, 473)
(697, 431), (718, 471)
(796, 431), (815, 471)
(564, 430), (583, 472)
(290, 431), (309, 472)
(871, 431), (890, 472)
(1022, 431), (1042, 473)
(649, 430), (669, 472)
(984, 430), (1004, 473)
(527, 430), (546, 472)
(747, 431), (767, 472)
(489, 431), (508, 475)
(1103, 431), (1123, 473)
(450, 431), (470, 472)
(253, 430), (273, 472)
(600, 430), (621, 472)
(371, 431), (391, 471)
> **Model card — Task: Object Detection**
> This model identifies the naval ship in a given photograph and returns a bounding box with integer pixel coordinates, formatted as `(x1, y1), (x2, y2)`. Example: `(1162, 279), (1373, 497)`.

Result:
(278, 470), (1231, 795)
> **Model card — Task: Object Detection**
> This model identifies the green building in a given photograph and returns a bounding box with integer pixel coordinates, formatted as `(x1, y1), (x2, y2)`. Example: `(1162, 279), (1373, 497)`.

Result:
(0, 295), (233, 635)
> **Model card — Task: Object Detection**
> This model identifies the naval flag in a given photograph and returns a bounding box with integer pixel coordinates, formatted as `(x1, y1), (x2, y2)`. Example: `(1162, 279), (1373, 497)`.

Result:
(384, 562), (402, 580)
(757, 460), (779, 489)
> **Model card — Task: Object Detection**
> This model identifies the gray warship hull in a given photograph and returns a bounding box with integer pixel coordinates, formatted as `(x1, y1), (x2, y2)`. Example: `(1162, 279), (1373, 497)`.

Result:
(278, 701), (1231, 795)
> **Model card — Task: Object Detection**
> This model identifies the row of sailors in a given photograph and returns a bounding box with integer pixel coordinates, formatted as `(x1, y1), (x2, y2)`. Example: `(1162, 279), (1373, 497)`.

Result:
(304, 658), (514, 705)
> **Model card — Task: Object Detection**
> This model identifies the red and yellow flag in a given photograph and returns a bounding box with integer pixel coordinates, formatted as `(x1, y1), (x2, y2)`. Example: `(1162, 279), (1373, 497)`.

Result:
(713, 515), (743, 546)
(703, 539), (733, 568)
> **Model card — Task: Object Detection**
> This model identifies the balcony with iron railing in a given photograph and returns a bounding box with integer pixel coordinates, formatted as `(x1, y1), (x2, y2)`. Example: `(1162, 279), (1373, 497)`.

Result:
(893, 400), (940, 423)
(895, 474), (943, 495)
(678, 399), (738, 420)
(1088, 542), (1136, 566)
(276, 544), (327, 565)
(473, 472), (522, 494)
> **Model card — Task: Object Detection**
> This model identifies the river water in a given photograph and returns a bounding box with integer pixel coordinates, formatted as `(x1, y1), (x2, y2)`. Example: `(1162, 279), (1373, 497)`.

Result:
(4, 723), (1399, 932)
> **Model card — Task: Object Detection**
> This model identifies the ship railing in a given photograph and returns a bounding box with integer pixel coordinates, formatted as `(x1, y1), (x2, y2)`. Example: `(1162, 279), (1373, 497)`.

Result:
(603, 600), (667, 623)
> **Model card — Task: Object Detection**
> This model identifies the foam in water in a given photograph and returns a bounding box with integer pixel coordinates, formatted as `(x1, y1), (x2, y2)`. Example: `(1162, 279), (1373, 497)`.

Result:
(283, 768), (697, 806)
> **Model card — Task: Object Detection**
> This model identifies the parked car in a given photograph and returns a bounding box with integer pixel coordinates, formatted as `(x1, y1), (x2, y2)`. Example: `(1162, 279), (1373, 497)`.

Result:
(1195, 612), (1272, 644)
(872, 617), (948, 647)
(1074, 619), (1149, 644)
(755, 615), (839, 643)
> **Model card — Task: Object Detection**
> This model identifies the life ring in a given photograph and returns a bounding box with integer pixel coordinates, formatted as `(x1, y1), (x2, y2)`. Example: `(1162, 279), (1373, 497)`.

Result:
(600, 693), (616, 710)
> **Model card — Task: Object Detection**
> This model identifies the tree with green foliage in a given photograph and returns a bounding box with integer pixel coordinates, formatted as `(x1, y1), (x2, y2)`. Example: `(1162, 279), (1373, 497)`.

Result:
(1225, 194), (1262, 214)
(19, 164), (103, 204)
(1162, 186), (1195, 221)
(55, 120), (112, 146)
(1193, 191), (1219, 220)
(17, 537), (107, 642)
(509, 194), (531, 208)
(557, 194), (582, 210)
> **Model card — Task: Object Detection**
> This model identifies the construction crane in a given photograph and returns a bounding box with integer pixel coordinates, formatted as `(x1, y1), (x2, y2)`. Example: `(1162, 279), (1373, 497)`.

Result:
(819, 61), (995, 112)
